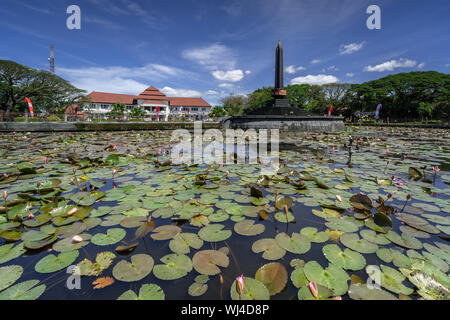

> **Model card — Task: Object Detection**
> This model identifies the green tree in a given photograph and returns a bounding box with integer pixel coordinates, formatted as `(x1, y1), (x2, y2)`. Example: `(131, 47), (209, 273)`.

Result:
(130, 106), (146, 118)
(221, 95), (248, 116)
(110, 103), (126, 118)
(209, 106), (226, 118)
(0, 60), (85, 120)
(417, 102), (433, 122)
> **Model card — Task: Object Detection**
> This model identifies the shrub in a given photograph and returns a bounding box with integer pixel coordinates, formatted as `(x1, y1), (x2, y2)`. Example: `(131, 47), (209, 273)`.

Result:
(47, 115), (62, 122)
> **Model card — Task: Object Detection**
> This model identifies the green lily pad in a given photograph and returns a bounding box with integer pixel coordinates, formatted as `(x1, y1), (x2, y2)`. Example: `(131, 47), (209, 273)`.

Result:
(192, 250), (229, 275)
(91, 228), (126, 246)
(77, 251), (116, 276)
(275, 232), (311, 254)
(53, 233), (91, 252)
(0, 242), (25, 264)
(35, 250), (79, 273)
(274, 211), (295, 223)
(303, 261), (350, 296)
(153, 253), (193, 280)
(112, 254), (154, 282)
(69, 191), (105, 206)
(188, 282), (208, 297)
(325, 217), (360, 233)
(300, 227), (329, 243)
(198, 224), (232, 242)
(348, 283), (398, 300)
(151, 225), (181, 240)
(234, 220), (265, 236)
(0, 265), (23, 291)
(385, 231), (422, 250)
(118, 284), (165, 300)
(360, 229), (391, 245)
(23, 234), (58, 250)
(252, 238), (286, 260)
(297, 284), (334, 300)
(230, 277), (270, 300)
(254, 262), (288, 296)
(366, 265), (414, 295)
(322, 244), (366, 271)
(169, 233), (203, 254)
(0, 280), (46, 300)
(22, 214), (51, 228)
(340, 233), (379, 254)
(290, 268), (308, 288)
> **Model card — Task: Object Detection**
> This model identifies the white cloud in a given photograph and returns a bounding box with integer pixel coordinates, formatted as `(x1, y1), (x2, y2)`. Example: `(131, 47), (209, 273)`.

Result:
(345, 73), (354, 77)
(245, 70), (252, 75)
(418, 62), (426, 69)
(364, 59), (418, 72)
(205, 90), (219, 95)
(311, 59), (321, 64)
(328, 65), (339, 71)
(57, 64), (195, 94)
(182, 43), (236, 71)
(339, 41), (366, 55)
(212, 69), (244, 82)
(218, 83), (234, 88)
(291, 74), (339, 85)
(160, 87), (202, 97)
(285, 65), (306, 74)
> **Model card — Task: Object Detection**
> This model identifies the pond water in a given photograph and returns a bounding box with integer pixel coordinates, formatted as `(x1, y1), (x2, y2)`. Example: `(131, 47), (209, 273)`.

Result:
(0, 126), (449, 300)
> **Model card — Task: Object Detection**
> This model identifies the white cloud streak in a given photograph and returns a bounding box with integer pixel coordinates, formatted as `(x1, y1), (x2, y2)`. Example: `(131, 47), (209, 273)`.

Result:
(364, 59), (418, 72)
(291, 74), (339, 85)
(339, 41), (366, 55)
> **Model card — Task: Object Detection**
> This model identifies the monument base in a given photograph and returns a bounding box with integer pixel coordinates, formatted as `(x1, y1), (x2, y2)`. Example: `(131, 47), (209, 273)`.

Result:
(246, 98), (316, 117)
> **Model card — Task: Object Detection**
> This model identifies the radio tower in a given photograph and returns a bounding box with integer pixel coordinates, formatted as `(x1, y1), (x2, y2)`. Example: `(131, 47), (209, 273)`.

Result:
(49, 45), (55, 73)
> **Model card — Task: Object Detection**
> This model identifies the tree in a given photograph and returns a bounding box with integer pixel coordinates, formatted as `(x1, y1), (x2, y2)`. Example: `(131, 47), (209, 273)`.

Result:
(221, 95), (248, 116)
(110, 103), (126, 118)
(0, 60), (86, 120)
(130, 106), (145, 118)
(209, 106), (226, 118)
(417, 102), (433, 122)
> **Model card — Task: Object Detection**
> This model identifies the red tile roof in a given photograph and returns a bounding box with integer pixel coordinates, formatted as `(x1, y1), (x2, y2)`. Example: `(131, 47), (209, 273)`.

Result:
(138, 86), (167, 98)
(142, 100), (169, 104)
(169, 97), (211, 107)
(88, 92), (136, 104)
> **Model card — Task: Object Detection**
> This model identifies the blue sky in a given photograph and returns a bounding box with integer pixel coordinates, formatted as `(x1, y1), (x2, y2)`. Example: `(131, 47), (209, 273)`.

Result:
(1, 0), (449, 106)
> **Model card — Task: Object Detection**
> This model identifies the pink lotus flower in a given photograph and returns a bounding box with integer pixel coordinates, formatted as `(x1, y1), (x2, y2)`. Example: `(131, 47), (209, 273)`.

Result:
(432, 166), (440, 172)
(107, 133), (111, 137)
(335, 195), (342, 202)
(27, 213), (35, 219)
(113, 145), (117, 150)
(158, 148), (162, 155)
(3, 190), (7, 200)
(236, 274), (245, 299)
(72, 235), (83, 243)
(23, 136), (27, 139)
(226, 171), (230, 176)
(307, 282), (319, 299)
(385, 149), (389, 153)
(112, 169), (117, 177)
(67, 208), (78, 216)
(43, 157), (47, 165)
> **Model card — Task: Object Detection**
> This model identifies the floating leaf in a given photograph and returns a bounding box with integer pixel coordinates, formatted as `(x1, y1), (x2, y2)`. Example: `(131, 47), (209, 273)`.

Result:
(192, 250), (229, 275)
(252, 238), (286, 260)
(112, 254), (154, 282)
(325, 217), (359, 233)
(91, 228), (126, 246)
(297, 284), (333, 300)
(348, 283), (397, 300)
(254, 262), (288, 296)
(360, 229), (391, 245)
(340, 233), (379, 254)
(275, 196), (293, 210)
(92, 277), (115, 289)
(169, 233), (203, 254)
(366, 265), (413, 295)
(234, 220), (265, 236)
(188, 282), (208, 297)
(151, 225), (181, 241)
(304, 261), (350, 296)
(53, 233), (91, 252)
(385, 231), (422, 250)
(290, 268), (308, 288)
(230, 277), (270, 300)
(0, 242), (25, 264)
(275, 232), (311, 255)
(117, 284), (165, 300)
(323, 244), (366, 271)
(198, 224), (232, 242)
(300, 227), (329, 243)
(77, 251), (116, 276)
(0, 280), (45, 300)
(35, 250), (79, 273)
(153, 253), (193, 280)
(349, 194), (372, 210)
(0, 265), (23, 291)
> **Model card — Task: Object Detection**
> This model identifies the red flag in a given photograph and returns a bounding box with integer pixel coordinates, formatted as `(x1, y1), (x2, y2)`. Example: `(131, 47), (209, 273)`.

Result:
(156, 106), (160, 119)
(328, 105), (333, 117)
(25, 97), (34, 118)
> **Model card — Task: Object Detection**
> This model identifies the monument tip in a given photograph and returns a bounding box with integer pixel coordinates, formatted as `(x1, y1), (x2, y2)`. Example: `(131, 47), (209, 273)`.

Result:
(277, 40), (281, 48)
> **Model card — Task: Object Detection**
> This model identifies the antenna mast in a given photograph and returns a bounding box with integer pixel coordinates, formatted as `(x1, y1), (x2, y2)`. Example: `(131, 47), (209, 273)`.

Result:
(49, 45), (55, 73)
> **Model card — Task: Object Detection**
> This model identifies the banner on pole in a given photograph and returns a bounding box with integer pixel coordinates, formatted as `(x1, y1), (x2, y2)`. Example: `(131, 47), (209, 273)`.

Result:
(328, 105), (333, 117)
(25, 97), (34, 118)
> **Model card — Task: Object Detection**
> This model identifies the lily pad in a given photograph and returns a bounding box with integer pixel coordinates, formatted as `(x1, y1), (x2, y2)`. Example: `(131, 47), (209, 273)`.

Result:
(252, 238), (286, 260)
(91, 228), (126, 246)
(151, 225), (181, 241)
(153, 254), (193, 280)
(0, 265), (23, 291)
(348, 283), (398, 300)
(323, 244), (366, 271)
(169, 233), (203, 254)
(254, 262), (288, 296)
(303, 261), (350, 296)
(234, 220), (265, 236)
(198, 224), (232, 242)
(360, 229), (391, 245)
(0, 280), (46, 300)
(77, 251), (116, 276)
(290, 268), (308, 288)
(340, 233), (378, 254)
(230, 277), (270, 300)
(0, 242), (26, 264)
(117, 284), (165, 300)
(188, 282), (208, 297)
(35, 250), (79, 273)
(275, 232), (311, 255)
(192, 250), (229, 275)
(112, 254), (154, 282)
(385, 231), (423, 250)
(300, 227), (329, 243)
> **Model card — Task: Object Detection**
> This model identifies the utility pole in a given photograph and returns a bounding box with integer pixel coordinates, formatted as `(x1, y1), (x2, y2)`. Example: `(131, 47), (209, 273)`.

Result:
(49, 45), (55, 73)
